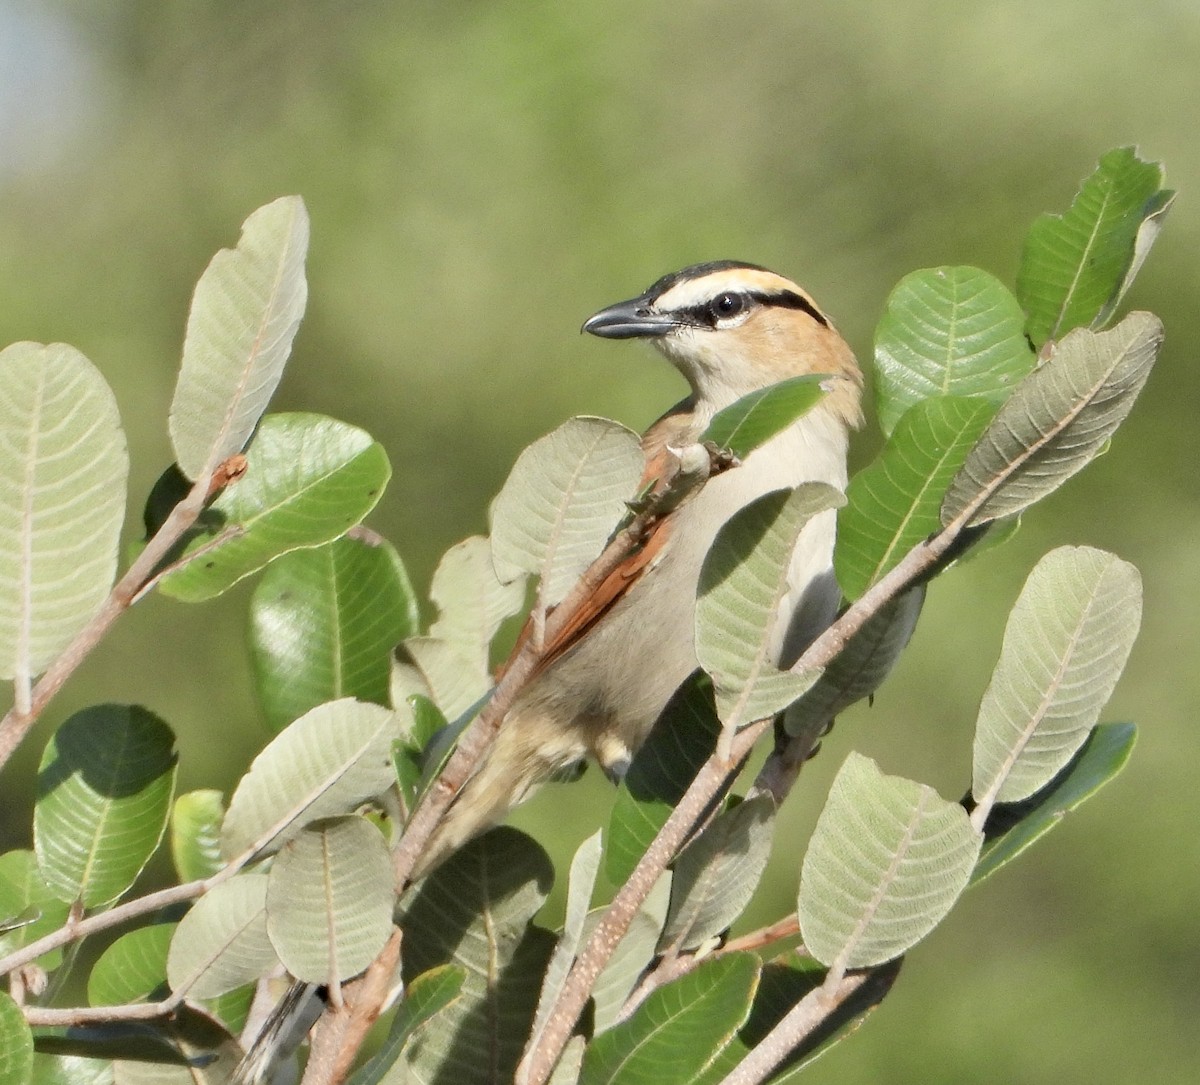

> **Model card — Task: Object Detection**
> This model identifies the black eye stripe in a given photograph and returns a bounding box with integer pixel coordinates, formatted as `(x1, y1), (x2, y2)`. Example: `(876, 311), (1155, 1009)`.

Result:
(672, 290), (829, 328)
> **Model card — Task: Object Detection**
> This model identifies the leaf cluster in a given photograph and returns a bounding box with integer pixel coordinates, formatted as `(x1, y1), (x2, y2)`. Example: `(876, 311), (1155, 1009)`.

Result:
(0, 148), (1170, 1085)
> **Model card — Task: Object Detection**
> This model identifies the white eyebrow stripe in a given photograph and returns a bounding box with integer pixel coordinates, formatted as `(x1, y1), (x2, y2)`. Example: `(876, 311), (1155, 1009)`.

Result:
(654, 268), (806, 310)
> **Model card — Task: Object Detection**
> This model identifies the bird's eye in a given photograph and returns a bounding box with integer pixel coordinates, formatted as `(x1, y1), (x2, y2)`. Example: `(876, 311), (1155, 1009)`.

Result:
(710, 293), (745, 321)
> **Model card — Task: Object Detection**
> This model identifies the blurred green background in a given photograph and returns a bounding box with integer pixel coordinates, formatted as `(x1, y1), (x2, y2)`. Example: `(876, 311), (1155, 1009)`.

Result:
(1, 1), (1196, 1081)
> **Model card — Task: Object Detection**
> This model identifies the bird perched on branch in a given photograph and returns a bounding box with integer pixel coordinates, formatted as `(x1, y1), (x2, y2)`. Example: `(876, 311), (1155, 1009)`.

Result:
(235, 262), (863, 1084)
(414, 260), (863, 877)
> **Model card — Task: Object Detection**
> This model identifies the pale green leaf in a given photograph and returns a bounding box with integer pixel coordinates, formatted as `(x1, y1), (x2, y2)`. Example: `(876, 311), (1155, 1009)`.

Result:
(972, 547), (1141, 810)
(165, 874), (275, 999)
(873, 267), (1035, 435)
(220, 698), (399, 860)
(169, 196), (309, 480)
(266, 816), (394, 985)
(660, 793), (775, 953)
(1017, 148), (1172, 347)
(170, 789), (225, 883)
(701, 375), (827, 457)
(529, 832), (603, 1054)
(428, 535), (526, 672)
(402, 636), (491, 723)
(489, 416), (643, 605)
(579, 952), (760, 1085)
(799, 753), (981, 971)
(696, 485), (842, 745)
(159, 413), (391, 602)
(0, 850), (71, 969)
(348, 965), (467, 1085)
(836, 396), (996, 599)
(250, 532), (419, 732)
(88, 922), (174, 1006)
(941, 313), (1162, 526)
(0, 989), (33, 1085)
(0, 342), (127, 679)
(399, 827), (555, 1085)
(34, 705), (177, 907)
(783, 587), (924, 740)
(972, 722), (1136, 884)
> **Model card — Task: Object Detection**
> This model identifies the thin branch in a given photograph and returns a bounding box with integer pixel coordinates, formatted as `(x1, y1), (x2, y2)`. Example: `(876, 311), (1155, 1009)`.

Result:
(300, 928), (403, 1085)
(716, 969), (872, 1085)
(0, 456), (246, 771)
(517, 720), (769, 1085)
(0, 879), (206, 980)
(0, 791), (280, 981)
(23, 992), (188, 1027)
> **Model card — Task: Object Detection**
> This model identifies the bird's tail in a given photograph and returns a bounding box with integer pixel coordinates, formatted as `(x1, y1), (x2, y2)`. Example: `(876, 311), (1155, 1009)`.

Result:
(409, 704), (586, 881)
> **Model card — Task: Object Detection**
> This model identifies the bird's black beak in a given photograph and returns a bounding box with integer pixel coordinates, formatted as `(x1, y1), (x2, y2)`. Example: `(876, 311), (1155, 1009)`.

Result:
(582, 293), (675, 339)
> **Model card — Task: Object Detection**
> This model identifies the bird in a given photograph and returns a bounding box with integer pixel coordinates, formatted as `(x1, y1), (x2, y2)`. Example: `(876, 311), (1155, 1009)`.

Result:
(412, 260), (863, 878)
(233, 261), (863, 1083)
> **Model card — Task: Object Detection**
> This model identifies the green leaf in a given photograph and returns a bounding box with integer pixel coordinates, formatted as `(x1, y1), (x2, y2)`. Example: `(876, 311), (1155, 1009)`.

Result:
(170, 789), (225, 883)
(159, 413), (391, 602)
(696, 956), (901, 1084)
(392, 695), (448, 810)
(220, 698), (399, 860)
(169, 196), (309, 481)
(34, 705), (177, 907)
(971, 547), (1141, 810)
(428, 535), (526, 673)
(266, 816), (394, 985)
(873, 267), (1036, 435)
(836, 396), (997, 599)
(972, 723), (1136, 885)
(0, 342), (128, 680)
(348, 965), (467, 1085)
(660, 794), (776, 953)
(783, 587), (924, 740)
(0, 850), (71, 969)
(528, 832), (603, 1056)
(579, 952), (760, 1085)
(941, 313), (1162, 526)
(250, 532), (419, 732)
(701, 375), (828, 457)
(402, 636), (491, 722)
(606, 674), (721, 885)
(0, 989), (33, 1085)
(1017, 148), (1173, 347)
(799, 753), (981, 971)
(696, 485), (841, 749)
(87, 923), (174, 1006)
(166, 874), (276, 999)
(29, 1052), (115, 1085)
(489, 416), (643, 605)
(399, 827), (555, 1085)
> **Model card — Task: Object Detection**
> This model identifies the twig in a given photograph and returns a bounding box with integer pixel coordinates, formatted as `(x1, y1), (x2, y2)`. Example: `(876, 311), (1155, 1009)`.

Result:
(716, 969), (873, 1085)
(517, 720), (769, 1085)
(0, 879), (207, 980)
(301, 928), (403, 1085)
(621, 913), (804, 1022)
(0, 783), (291, 982)
(23, 994), (188, 1027)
